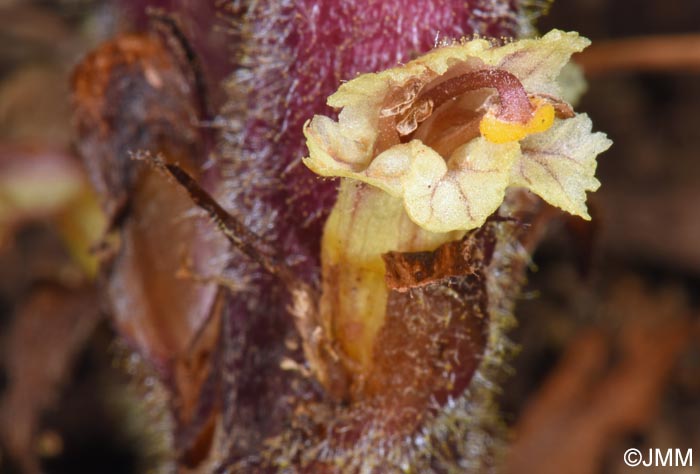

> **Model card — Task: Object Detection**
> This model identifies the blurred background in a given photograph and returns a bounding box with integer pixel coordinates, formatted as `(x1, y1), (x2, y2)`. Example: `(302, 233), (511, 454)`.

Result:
(0, 0), (698, 473)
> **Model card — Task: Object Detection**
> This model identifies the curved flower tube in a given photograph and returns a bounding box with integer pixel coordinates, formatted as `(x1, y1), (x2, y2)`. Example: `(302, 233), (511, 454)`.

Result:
(304, 29), (612, 233)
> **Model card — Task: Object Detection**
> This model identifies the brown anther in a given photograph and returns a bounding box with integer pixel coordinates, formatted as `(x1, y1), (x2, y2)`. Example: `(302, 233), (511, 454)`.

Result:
(380, 78), (425, 117)
(396, 99), (434, 135)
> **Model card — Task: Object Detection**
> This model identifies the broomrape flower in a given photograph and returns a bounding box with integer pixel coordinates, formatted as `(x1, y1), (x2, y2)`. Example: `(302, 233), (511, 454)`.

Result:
(304, 29), (612, 233)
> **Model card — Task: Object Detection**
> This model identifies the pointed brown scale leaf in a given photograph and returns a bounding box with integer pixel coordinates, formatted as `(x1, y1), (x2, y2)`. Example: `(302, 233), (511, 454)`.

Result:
(71, 30), (228, 464)
(106, 166), (227, 452)
(71, 30), (226, 362)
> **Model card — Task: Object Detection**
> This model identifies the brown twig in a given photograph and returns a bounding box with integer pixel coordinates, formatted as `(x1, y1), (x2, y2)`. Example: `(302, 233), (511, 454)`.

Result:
(575, 34), (700, 77)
